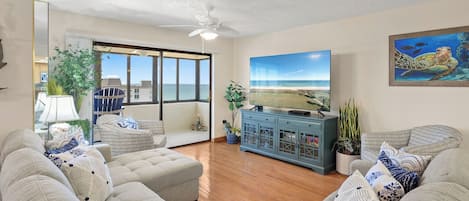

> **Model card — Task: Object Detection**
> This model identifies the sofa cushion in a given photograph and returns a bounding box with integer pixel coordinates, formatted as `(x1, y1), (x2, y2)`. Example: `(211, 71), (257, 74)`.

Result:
(380, 142), (431, 176)
(106, 182), (164, 201)
(59, 148), (113, 201)
(107, 148), (203, 192)
(0, 129), (45, 165)
(4, 175), (79, 201)
(334, 170), (379, 201)
(400, 182), (469, 201)
(409, 125), (462, 146)
(365, 161), (405, 201)
(421, 148), (469, 189)
(0, 148), (74, 195)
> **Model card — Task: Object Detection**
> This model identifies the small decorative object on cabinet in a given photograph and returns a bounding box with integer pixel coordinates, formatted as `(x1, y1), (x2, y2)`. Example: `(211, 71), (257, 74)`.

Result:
(240, 109), (337, 175)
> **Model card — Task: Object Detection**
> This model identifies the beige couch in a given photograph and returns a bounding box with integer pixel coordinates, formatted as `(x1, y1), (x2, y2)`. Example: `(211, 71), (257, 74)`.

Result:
(324, 148), (469, 201)
(0, 129), (203, 201)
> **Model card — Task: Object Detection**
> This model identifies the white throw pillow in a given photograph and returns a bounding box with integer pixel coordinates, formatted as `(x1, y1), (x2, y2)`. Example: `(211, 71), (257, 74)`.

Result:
(365, 161), (405, 201)
(380, 142), (431, 176)
(59, 147), (113, 201)
(334, 170), (379, 201)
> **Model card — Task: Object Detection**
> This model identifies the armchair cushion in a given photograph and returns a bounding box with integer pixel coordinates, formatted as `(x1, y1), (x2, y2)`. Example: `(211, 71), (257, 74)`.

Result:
(361, 129), (411, 162)
(409, 125), (462, 146)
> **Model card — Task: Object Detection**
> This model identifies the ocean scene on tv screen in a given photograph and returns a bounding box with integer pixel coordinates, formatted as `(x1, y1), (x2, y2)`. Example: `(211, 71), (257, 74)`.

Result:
(250, 50), (331, 111)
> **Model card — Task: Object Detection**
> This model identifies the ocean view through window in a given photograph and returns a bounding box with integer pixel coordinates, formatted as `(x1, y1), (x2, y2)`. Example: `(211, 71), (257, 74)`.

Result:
(96, 44), (211, 104)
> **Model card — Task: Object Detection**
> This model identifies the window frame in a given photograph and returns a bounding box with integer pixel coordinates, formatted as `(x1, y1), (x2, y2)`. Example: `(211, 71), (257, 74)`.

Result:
(94, 42), (211, 106)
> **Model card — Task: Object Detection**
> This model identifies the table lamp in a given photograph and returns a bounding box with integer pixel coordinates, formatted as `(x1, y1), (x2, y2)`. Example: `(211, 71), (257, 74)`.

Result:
(39, 95), (80, 142)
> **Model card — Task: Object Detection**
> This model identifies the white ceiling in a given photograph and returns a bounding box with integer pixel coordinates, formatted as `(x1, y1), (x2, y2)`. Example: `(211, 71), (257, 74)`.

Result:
(48, 0), (428, 37)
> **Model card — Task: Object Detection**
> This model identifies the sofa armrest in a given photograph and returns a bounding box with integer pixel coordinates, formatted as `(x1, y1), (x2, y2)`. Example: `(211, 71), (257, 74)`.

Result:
(350, 159), (374, 175)
(137, 120), (165, 135)
(92, 143), (112, 162)
(400, 139), (461, 157)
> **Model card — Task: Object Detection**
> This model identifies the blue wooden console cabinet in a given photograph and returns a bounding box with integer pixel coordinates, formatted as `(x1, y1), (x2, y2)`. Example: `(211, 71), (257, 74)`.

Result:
(240, 109), (338, 175)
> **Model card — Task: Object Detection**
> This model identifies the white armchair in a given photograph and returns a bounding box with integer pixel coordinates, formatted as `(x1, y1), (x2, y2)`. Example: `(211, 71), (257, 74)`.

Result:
(351, 125), (463, 174)
(95, 114), (166, 156)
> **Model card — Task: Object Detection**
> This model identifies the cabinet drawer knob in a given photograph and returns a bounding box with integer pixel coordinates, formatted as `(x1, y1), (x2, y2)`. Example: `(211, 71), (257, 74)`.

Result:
(265, 118), (269, 121)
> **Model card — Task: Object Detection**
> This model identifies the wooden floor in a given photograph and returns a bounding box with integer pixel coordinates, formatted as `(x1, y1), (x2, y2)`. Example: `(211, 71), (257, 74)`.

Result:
(174, 142), (346, 201)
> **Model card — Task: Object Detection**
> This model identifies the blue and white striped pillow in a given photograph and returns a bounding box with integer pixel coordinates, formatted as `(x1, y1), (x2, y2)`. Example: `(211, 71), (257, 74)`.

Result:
(380, 141), (431, 176)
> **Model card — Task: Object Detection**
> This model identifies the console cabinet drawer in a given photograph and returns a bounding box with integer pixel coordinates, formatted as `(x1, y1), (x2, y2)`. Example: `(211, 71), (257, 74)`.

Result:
(278, 119), (321, 130)
(244, 114), (276, 124)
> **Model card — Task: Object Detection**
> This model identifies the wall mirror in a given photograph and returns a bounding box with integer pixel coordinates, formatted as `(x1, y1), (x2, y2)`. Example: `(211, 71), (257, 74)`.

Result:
(33, 0), (49, 134)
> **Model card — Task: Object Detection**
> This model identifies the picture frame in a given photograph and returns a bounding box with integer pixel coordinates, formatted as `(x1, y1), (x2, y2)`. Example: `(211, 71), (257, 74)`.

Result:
(40, 72), (48, 83)
(389, 26), (469, 87)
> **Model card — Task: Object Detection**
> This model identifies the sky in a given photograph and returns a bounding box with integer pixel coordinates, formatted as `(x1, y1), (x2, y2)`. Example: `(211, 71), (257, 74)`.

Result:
(250, 50), (331, 81)
(101, 53), (210, 85)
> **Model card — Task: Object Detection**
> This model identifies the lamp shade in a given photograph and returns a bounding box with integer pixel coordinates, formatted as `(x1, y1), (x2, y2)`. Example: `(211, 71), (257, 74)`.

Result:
(39, 95), (80, 123)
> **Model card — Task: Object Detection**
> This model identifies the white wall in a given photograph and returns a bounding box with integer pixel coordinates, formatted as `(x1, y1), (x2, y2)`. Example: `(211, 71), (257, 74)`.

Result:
(0, 0), (33, 142)
(49, 10), (233, 138)
(123, 102), (205, 133)
(234, 0), (469, 147)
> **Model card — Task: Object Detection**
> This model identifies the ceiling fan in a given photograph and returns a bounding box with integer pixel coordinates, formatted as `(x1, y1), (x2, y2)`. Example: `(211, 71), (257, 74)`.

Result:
(159, 5), (237, 40)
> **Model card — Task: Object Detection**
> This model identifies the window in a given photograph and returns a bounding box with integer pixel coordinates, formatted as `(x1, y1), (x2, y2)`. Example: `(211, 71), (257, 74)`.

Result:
(101, 53), (128, 101)
(179, 59), (196, 100)
(95, 43), (210, 105)
(130, 55), (152, 103)
(200, 59), (210, 101)
(163, 58), (177, 101)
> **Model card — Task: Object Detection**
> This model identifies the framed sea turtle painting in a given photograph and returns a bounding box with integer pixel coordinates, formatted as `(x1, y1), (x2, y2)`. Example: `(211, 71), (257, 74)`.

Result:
(389, 26), (469, 87)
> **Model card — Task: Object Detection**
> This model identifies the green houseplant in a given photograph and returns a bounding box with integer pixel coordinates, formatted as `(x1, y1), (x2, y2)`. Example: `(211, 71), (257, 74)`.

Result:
(335, 98), (361, 175)
(50, 47), (97, 111)
(223, 81), (246, 144)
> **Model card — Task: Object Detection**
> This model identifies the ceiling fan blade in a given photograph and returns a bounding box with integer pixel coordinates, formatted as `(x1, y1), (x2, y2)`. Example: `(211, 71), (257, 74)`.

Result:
(217, 24), (239, 35)
(188, 29), (206, 37)
(159, 25), (199, 28)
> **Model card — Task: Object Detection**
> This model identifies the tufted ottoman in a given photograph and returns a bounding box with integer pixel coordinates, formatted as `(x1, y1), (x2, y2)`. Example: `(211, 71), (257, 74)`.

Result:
(107, 148), (203, 201)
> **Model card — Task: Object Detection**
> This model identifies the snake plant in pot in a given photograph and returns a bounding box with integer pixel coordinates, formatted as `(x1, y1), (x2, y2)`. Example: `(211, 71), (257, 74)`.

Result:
(223, 81), (246, 144)
(334, 98), (361, 175)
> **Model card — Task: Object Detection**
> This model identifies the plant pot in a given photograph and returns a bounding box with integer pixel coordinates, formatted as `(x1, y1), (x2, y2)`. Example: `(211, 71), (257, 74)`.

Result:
(226, 133), (239, 144)
(336, 151), (360, 175)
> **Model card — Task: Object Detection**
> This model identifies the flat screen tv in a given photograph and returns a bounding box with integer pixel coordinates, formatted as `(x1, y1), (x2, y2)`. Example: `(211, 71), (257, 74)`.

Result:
(249, 50), (331, 111)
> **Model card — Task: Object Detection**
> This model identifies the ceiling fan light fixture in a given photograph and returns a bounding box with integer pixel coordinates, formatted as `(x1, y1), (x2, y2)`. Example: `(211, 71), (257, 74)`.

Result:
(200, 31), (218, 40)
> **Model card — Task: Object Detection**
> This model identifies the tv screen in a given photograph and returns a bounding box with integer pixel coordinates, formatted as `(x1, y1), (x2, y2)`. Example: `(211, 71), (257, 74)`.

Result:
(249, 50), (331, 111)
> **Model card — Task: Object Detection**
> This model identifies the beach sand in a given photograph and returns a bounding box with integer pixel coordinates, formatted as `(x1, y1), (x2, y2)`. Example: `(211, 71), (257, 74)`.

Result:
(249, 88), (330, 110)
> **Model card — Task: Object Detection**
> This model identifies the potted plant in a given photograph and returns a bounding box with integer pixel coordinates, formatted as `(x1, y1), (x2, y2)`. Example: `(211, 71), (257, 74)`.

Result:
(50, 46), (97, 111)
(334, 98), (361, 175)
(223, 81), (246, 144)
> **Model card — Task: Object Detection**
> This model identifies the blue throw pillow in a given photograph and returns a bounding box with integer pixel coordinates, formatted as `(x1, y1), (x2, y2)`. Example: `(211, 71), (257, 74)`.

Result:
(117, 117), (138, 129)
(378, 151), (420, 193)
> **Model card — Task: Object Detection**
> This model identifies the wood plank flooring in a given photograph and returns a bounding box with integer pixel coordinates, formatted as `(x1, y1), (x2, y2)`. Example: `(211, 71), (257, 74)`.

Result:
(174, 142), (346, 201)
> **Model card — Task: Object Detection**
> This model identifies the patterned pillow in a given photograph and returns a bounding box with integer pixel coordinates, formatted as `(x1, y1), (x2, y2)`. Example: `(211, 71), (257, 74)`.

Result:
(380, 141), (431, 175)
(378, 151), (420, 193)
(46, 138), (79, 155)
(47, 123), (86, 149)
(117, 117), (138, 129)
(47, 145), (105, 168)
(57, 147), (113, 201)
(334, 170), (380, 201)
(365, 160), (405, 201)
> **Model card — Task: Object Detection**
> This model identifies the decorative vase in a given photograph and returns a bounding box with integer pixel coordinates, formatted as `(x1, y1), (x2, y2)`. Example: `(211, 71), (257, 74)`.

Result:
(226, 132), (239, 144)
(336, 151), (360, 175)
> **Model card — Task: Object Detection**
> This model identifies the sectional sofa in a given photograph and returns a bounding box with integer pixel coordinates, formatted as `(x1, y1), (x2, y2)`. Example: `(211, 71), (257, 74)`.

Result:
(0, 129), (203, 201)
